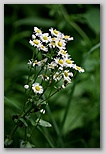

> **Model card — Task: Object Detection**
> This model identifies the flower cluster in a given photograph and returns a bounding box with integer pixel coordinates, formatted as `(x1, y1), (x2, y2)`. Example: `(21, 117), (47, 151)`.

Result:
(26, 27), (84, 95)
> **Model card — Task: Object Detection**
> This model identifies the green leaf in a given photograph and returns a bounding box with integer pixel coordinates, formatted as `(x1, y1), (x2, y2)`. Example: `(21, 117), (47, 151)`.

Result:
(14, 17), (56, 27)
(19, 118), (28, 127)
(27, 117), (37, 126)
(83, 8), (100, 34)
(4, 138), (13, 146)
(38, 119), (52, 127)
(4, 96), (21, 110)
(20, 140), (35, 148)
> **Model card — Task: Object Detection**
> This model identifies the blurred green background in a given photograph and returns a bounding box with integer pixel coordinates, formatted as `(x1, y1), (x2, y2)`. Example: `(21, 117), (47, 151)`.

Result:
(4, 4), (100, 148)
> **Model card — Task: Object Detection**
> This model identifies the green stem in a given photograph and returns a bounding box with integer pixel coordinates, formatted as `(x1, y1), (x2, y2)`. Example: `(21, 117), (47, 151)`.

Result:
(29, 114), (42, 140)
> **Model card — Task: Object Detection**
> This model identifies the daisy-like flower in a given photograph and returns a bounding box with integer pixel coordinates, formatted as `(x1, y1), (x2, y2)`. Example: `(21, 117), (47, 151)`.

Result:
(49, 28), (61, 37)
(33, 60), (43, 67)
(32, 83), (43, 94)
(53, 72), (62, 81)
(48, 37), (57, 48)
(48, 61), (57, 69)
(63, 70), (73, 78)
(48, 41), (56, 48)
(38, 44), (48, 52)
(73, 65), (85, 73)
(29, 39), (41, 48)
(55, 39), (66, 50)
(64, 58), (74, 68)
(58, 50), (70, 58)
(62, 70), (73, 83)
(54, 58), (65, 68)
(39, 33), (50, 43)
(34, 27), (42, 36)
(63, 35), (74, 41)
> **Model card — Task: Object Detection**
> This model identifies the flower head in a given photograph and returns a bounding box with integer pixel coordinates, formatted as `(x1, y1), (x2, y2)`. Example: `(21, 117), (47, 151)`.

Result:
(39, 33), (50, 43)
(34, 27), (42, 36)
(32, 83), (43, 94)
(49, 28), (61, 37)
(53, 72), (62, 81)
(73, 65), (85, 73)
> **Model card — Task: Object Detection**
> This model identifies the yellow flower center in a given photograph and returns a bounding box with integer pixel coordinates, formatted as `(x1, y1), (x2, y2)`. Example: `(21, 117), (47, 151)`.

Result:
(61, 50), (66, 54)
(35, 85), (40, 91)
(33, 40), (39, 45)
(64, 72), (68, 77)
(41, 45), (44, 49)
(58, 41), (62, 47)
(52, 37), (56, 41)
(58, 59), (64, 64)
(51, 42), (55, 46)
(76, 66), (81, 70)
(64, 35), (70, 39)
(55, 73), (59, 77)
(36, 29), (41, 33)
(43, 36), (48, 40)
(34, 60), (38, 64)
(53, 29), (58, 35)
(66, 59), (72, 64)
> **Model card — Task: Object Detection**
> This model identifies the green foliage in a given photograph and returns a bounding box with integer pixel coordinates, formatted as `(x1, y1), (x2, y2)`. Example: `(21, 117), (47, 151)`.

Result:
(4, 4), (100, 148)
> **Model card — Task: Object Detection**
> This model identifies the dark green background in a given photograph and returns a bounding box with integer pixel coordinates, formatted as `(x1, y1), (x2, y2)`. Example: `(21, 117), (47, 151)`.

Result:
(4, 4), (100, 148)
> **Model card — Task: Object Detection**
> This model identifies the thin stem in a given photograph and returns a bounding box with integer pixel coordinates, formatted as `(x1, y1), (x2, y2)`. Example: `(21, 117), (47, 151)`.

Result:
(29, 114), (42, 140)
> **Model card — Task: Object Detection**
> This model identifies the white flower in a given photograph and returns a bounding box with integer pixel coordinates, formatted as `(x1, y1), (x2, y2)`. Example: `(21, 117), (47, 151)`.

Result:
(34, 27), (42, 36)
(48, 61), (57, 69)
(63, 35), (74, 41)
(24, 85), (29, 89)
(55, 39), (66, 50)
(63, 70), (73, 78)
(32, 83), (43, 94)
(64, 58), (74, 68)
(58, 50), (69, 58)
(49, 28), (61, 37)
(54, 58), (65, 68)
(62, 70), (73, 83)
(38, 44), (48, 52)
(39, 33), (50, 43)
(53, 72), (62, 81)
(73, 65), (85, 73)
(29, 39), (41, 48)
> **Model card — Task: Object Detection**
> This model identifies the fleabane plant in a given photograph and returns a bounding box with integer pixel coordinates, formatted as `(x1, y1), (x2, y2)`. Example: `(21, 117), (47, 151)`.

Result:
(5, 27), (84, 148)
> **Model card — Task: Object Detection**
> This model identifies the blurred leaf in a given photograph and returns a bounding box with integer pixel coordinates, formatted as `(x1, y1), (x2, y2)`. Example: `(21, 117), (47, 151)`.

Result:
(38, 119), (52, 127)
(4, 96), (21, 110)
(14, 17), (56, 27)
(83, 8), (100, 34)
(26, 116), (36, 126)
(19, 118), (28, 127)
(20, 140), (35, 148)
(4, 138), (13, 146)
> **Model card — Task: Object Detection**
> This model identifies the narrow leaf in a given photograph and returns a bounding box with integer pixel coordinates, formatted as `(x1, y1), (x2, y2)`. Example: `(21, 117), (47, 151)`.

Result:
(19, 118), (28, 127)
